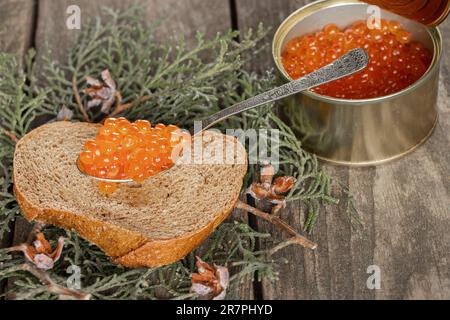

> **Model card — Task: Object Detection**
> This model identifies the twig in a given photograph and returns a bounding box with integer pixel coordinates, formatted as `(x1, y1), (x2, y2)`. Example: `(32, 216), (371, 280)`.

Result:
(72, 75), (91, 122)
(19, 263), (90, 300)
(4, 243), (29, 254)
(114, 91), (122, 108)
(235, 200), (317, 250)
(108, 94), (153, 118)
(268, 237), (314, 256)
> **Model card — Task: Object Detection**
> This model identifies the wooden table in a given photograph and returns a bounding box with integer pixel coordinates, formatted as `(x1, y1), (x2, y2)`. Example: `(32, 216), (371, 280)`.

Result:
(1, 0), (449, 299)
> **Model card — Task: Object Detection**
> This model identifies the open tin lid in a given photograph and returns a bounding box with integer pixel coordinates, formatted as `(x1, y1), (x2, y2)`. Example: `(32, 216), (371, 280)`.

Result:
(363, 0), (450, 26)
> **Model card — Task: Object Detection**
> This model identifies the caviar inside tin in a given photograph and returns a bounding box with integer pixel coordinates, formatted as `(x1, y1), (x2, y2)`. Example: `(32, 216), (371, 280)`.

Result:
(281, 19), (433, 99)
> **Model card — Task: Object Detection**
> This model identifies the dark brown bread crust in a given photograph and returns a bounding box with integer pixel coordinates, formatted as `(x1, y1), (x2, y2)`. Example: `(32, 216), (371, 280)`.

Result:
(14, 183), (239, 267)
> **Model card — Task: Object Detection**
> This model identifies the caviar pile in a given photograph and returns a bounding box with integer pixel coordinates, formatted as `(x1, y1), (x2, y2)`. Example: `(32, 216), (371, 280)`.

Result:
(281, 19), (432, 99)
(78, 118), (190, 194)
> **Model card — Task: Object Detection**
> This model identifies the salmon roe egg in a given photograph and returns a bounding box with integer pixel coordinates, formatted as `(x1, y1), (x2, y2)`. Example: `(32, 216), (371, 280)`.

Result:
(77, 117), (191, 194)
(281, 19), (432, 99)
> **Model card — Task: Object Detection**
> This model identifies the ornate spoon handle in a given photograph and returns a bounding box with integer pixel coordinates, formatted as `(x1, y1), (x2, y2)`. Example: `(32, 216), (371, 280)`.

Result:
(195, 48), (368, 134)
(77, 49), (368, 183)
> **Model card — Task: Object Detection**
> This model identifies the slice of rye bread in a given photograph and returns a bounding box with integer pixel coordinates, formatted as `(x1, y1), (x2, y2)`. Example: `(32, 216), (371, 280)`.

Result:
(13, 121), (247, 267)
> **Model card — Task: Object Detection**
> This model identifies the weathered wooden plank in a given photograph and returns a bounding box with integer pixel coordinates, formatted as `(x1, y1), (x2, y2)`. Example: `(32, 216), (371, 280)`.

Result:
(35, 0), (232, 62)
(0, 1), (36, 245)
(0, 0), (36, 298)
(254, 167), (373, 300)
(235, 0), (311, 73)
(259, 92), (450, 300)
(0, 0), (36, 65)
(229, 195), (255, 300)
(235, 0), (450, 299)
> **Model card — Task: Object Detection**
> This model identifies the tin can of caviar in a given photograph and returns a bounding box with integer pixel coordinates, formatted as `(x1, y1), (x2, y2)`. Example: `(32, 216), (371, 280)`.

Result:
(272, 0), (442, 166)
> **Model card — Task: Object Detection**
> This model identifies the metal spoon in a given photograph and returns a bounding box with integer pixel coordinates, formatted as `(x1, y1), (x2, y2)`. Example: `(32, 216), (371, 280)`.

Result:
(77, 48), (369, 183)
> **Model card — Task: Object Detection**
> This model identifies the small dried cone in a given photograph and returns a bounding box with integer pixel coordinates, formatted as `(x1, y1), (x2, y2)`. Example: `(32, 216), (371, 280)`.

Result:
(190, 256), (229, 300)
(246, 164), (296, 206)
(84, 69), (117, 113)
(7, 233), (65, 270)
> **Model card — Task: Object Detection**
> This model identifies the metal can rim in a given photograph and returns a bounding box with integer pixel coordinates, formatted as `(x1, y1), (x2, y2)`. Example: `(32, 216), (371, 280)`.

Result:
(272, 0), (443, 106)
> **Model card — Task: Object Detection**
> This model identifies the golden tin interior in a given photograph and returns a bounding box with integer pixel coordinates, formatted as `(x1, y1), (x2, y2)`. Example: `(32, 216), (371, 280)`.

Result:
(273, 0), (442, 166)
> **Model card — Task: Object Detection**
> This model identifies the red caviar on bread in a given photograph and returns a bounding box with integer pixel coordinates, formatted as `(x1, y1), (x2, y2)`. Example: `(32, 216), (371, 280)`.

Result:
(78, 117), (191, 194)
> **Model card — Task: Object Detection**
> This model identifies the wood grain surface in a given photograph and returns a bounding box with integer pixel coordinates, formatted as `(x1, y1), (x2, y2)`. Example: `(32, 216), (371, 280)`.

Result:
(0, 0), (36, 297)
(235, 0), (311, 73)
(235, 0), (450, 299)
(0, 0), (36, 65)
(35, 0), (231, 62)
(1, 0), (449, 300)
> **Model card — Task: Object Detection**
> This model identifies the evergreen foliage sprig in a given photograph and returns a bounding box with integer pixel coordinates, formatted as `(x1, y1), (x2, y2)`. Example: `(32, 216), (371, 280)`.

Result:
(0, 6), (359, 299)
(0, 50), (50, 239)
(0, 222), (273, 299)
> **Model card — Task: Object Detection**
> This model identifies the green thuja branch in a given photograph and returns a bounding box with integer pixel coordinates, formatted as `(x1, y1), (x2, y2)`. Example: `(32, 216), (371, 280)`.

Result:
(0, 222), (274, 299)
(0, 51), (51, 239)
(0, 51), (49, 139)
(40, 6), (267, 126)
